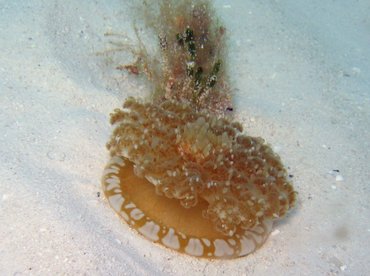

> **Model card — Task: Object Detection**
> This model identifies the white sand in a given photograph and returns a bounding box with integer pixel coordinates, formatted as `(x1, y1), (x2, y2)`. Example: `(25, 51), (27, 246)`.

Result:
(1, 0), (369, 275)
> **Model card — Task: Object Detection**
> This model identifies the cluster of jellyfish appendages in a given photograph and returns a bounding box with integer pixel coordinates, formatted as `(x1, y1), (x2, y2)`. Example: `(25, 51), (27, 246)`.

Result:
(107, 97), (296, 237)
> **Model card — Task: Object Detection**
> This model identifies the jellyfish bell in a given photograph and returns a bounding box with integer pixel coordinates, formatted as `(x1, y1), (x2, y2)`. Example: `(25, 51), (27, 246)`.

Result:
(102, 157), (273, 258)
(102, 98), (295, 258)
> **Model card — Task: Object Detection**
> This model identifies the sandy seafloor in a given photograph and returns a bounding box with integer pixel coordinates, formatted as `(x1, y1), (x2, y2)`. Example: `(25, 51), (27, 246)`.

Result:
(1, 0), (369, 275)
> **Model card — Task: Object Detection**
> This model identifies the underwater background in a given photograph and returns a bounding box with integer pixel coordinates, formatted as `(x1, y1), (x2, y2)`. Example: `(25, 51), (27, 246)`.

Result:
(0, 0), (369, 275)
